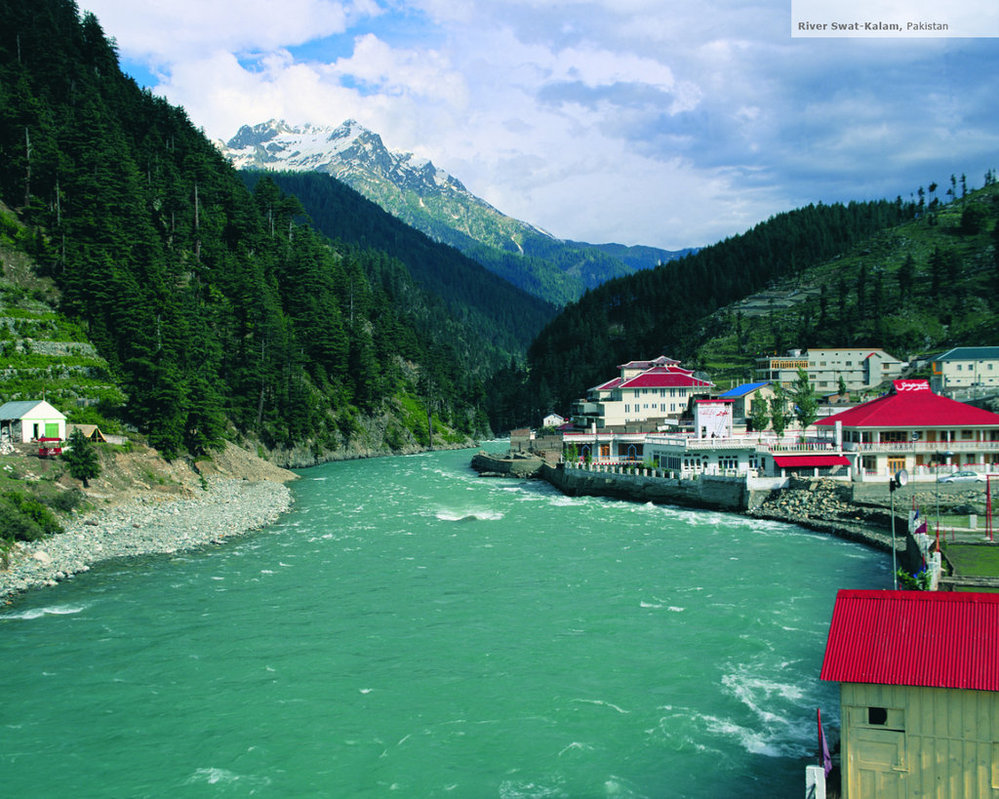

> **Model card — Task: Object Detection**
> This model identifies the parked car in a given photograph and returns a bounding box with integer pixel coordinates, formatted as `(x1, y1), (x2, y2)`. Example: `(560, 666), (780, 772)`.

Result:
(937, 470), (985, 483)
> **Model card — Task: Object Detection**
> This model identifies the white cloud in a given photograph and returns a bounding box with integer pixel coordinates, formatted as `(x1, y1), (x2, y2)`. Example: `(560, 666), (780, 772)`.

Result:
(80, 1), (999, 250)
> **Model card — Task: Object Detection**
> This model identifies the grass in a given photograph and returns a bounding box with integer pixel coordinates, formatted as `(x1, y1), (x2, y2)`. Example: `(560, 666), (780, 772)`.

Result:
(940, 542), (999, 593)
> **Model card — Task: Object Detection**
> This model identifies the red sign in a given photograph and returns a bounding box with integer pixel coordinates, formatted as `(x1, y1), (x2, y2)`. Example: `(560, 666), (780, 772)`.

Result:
(893, 379), (930, 392)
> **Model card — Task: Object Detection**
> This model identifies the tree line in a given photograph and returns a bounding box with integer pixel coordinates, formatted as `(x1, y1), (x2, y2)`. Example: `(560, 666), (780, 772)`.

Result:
(488, 198), (920, 429)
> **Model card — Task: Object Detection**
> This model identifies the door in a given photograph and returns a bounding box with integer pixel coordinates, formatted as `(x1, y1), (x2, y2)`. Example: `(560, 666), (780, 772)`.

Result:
(849, 727), (906, 799)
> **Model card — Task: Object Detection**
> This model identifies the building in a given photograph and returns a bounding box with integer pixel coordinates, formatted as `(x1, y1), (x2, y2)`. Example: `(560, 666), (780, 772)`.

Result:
(820, 589), (999, 799)
(0, 400), (67, 443)
(541, 413), (566, 429)
(815, 379), (999, 479)
(755, 347), (906, 392)
(571, 356), (713, 429)
(716, 381), (774, 429)
(931, 346), (999, 392)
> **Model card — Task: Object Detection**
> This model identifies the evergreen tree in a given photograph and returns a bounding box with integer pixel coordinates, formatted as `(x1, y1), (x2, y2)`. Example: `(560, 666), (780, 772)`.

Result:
(749, 396), (769, 433)
(769, 384), (792, 437)
(790, 368), (819, 432)
(62, 428), (101, 487)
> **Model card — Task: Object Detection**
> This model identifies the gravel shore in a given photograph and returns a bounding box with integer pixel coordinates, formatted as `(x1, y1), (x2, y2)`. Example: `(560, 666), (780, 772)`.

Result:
(0, 478), (293, 603)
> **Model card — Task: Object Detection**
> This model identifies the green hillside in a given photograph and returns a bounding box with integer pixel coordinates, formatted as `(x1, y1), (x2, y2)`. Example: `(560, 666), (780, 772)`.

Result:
(488, 197), (926, 428)
(489, 180), (999, 428)
(696, 180), (999, 389)
(243, 170), (555, 356)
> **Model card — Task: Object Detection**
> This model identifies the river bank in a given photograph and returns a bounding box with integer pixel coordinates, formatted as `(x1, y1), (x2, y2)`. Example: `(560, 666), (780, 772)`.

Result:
(0, 477), (293, 602)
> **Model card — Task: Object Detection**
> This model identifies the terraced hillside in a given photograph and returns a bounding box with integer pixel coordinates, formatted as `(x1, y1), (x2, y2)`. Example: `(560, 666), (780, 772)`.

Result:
(0, 209), (126, 422)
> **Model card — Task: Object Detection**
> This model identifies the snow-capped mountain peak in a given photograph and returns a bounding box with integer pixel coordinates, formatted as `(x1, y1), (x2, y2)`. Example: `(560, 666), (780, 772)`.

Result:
(220, 119), (469, 198)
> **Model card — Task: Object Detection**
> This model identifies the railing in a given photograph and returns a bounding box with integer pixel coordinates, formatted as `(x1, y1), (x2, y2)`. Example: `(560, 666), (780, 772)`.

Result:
(845, 440), (999, 453)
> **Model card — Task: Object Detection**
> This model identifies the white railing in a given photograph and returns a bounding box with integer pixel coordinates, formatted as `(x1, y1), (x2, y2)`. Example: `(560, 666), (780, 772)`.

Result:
(845, 440), (999, 453)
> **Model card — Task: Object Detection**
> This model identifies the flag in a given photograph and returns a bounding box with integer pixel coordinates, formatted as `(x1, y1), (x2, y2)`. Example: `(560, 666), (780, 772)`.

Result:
(817, 708), (832, 776)
(915, 520), (928, 534)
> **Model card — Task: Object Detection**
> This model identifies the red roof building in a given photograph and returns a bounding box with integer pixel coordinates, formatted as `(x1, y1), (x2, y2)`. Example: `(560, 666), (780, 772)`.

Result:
(815, 379), (999, 480)
(820, 590), (999, 798)
(571, 357), (713, 430)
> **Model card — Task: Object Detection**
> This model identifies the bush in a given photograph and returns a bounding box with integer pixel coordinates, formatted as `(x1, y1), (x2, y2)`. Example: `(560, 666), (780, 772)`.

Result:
(46, 488), (84, 514)
(0, 490), (63, 542)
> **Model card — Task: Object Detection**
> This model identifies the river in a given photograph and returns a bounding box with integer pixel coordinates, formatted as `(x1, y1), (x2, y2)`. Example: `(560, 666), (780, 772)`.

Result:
(0, 444), (888, 797)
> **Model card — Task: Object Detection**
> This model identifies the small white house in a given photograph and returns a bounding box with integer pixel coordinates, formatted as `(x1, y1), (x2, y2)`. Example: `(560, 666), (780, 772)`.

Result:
(0, 400), (67, 443)
(542, 413), (566, 428)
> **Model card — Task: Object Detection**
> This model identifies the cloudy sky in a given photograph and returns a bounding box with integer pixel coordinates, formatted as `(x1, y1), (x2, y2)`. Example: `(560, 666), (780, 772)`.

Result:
(80, 0), (999, 250)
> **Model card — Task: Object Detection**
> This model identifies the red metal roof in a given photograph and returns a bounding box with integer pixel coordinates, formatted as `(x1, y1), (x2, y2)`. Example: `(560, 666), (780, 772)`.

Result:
(772, 454), (850, 468)
(821, 590), (999, 691)
(815, 380), (999, 429)
(620, 366), (712, 389)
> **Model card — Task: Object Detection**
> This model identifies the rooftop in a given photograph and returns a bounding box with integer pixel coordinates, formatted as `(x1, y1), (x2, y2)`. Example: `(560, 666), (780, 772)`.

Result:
(821, 589), (999, 692)
(935, 346), (999, 362)
(815, 379), (999, 429)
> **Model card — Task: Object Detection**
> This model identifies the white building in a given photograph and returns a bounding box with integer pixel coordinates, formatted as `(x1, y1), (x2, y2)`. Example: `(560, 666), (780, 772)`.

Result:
(0, 400), (67, 443)
(541, 413), (566, 429)
(755, 347), (906, 392)
(930, 346), (999, 392)
(571, 356), (713, 429)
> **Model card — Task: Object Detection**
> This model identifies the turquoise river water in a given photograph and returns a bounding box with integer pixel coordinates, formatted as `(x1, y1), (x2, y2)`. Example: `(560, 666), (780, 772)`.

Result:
(0, 444), (888, 797)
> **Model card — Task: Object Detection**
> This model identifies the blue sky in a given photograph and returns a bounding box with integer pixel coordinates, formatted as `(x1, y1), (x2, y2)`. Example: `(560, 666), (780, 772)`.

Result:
(81, 0), (999, 250)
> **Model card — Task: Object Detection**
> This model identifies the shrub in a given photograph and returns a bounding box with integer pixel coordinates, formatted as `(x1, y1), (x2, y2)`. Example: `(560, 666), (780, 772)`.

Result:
(46, 488), (84, 514)
(0, 490), (63, 542)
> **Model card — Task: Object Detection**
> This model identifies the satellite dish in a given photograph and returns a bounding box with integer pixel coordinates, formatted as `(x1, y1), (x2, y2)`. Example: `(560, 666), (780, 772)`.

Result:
(895, 469), (909, 487)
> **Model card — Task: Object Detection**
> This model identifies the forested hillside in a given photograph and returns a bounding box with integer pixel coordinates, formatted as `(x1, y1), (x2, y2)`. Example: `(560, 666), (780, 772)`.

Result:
(0, 0), (533, 460)
(243, 170), (554, 356)
(696, 179), (999, 388)
(488, 198), (925, 428)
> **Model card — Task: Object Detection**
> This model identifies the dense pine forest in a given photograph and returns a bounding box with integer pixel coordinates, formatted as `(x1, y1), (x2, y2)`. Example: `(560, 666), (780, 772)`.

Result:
(0, 0), (555, 458)
(244, 171), (555, 359)
(488, 199), (929, 428)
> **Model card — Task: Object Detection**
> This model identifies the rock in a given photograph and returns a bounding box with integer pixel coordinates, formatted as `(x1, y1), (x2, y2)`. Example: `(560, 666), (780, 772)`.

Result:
(32, 551), (52, 565)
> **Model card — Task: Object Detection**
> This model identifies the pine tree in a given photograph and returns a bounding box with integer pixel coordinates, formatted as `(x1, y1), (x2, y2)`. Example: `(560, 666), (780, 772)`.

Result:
(62, 428), (101, 487)
(790, 369), (819, 432)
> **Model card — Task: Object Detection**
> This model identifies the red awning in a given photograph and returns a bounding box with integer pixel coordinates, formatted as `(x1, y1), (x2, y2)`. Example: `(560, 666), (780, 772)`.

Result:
(772, 455), (850, 468)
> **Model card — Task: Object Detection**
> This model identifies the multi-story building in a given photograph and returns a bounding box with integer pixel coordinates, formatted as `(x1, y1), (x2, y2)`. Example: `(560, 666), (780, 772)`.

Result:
(571, 356), (713, 430)
(930, 346), (999, 392)
(755, 347), (906, 392)
(815, 378), (999, 478)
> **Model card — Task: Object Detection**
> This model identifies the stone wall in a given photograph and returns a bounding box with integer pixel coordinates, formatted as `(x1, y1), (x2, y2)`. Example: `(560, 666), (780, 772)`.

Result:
(541, 463), (754, 512)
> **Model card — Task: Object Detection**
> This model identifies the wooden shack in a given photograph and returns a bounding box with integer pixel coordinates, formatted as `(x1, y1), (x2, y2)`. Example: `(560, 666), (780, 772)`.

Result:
(821, 589), (999, 798)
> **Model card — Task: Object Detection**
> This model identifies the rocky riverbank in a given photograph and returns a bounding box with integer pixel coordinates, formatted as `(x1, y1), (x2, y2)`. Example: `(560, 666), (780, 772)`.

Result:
(0, 477), (293, 602)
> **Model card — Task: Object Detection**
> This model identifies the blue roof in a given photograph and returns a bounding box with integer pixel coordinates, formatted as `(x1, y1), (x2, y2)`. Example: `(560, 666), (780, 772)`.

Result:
(935, 346), (999, 362)
(718, 381), (769, 398)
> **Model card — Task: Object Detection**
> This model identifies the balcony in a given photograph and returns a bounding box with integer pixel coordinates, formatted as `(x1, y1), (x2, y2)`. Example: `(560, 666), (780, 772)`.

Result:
(843, 440), (999, 454)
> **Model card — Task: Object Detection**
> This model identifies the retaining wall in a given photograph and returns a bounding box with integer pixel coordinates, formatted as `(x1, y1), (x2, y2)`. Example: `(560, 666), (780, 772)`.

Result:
(540, 463), (771, 512)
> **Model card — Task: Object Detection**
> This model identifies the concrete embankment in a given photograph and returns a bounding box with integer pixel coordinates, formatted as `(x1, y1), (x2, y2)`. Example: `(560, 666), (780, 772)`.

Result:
(471, 451), (898, 553)
(540, 463), (765, 513)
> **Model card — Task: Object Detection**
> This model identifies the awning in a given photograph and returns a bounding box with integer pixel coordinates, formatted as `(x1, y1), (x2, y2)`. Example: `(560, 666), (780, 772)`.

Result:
(772, 454), (850, 468)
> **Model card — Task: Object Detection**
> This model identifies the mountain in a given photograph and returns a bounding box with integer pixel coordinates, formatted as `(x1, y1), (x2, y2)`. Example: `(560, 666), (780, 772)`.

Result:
(220, 119), (689, 306)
